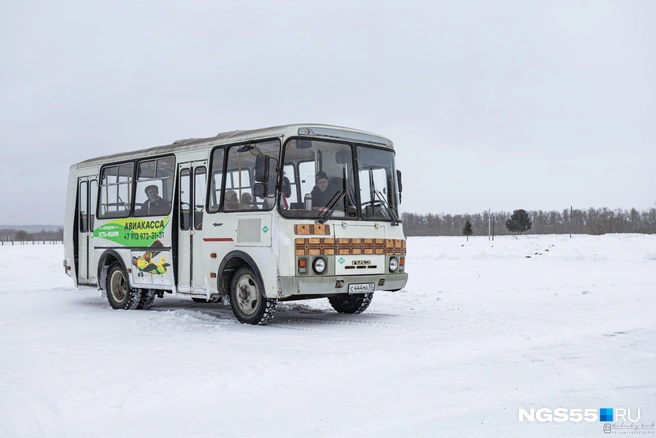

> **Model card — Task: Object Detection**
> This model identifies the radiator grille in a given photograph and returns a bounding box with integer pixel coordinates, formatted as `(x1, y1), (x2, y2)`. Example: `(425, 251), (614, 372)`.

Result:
(295, 238), (406, 256)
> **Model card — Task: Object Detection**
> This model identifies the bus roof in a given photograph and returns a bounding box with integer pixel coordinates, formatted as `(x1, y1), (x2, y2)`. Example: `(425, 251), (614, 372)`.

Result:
(74, 123), (394, 168)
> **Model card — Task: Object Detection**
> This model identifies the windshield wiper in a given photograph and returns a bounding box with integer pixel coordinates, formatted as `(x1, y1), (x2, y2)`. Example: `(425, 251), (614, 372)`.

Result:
(317, 190), (346, 224)
(374, 190), (400, 226)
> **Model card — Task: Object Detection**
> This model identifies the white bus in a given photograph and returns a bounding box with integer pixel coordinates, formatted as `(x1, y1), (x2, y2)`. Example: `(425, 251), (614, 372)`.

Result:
(63, 124), (408, 325)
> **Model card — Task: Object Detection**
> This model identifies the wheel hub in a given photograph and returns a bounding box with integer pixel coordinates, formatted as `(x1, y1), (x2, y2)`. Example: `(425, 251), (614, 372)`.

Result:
(236, 275), (258, 315)
(110, 271), (127, 302)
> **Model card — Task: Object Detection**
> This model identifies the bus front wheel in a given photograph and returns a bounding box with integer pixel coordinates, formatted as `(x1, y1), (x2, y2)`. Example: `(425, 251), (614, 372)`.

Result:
(106, 263), (141, 310)
(328, 293), (373, 314)
(229, 266), (277, 325)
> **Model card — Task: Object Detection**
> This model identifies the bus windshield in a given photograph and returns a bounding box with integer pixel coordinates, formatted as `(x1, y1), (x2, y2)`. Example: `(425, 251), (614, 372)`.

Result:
(279, 139), (399, 221)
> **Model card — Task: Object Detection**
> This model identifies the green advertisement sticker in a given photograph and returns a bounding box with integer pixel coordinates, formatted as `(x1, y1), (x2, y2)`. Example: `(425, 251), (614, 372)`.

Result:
(93, 217), (170, 247)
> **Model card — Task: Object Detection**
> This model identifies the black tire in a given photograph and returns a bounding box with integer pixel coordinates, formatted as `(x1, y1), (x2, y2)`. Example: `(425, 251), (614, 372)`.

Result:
(137, 289), (156, 310)
(106, 263), (141, 310)
(229, 266), (277, 325)
(328, 293), (373, 314)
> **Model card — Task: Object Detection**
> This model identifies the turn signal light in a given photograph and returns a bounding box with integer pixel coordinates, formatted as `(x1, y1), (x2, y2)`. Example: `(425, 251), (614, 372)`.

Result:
(298, 258), (307, 274)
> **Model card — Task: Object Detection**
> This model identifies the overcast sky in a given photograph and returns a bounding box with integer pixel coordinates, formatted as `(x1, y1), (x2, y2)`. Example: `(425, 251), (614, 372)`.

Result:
(1, 0), (654, 225)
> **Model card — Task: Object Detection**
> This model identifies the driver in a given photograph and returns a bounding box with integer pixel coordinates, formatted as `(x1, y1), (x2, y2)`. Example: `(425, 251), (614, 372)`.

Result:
(141, 185), (170, 214)
(310, 172), (337, 210)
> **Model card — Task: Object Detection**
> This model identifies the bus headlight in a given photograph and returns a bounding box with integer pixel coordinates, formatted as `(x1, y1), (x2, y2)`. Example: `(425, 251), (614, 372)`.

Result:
(389, 257), (398, 272)
(313, 258), (326, 274)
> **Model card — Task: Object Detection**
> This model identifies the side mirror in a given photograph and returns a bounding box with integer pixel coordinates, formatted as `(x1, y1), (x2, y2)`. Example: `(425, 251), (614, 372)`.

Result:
(396, 169), (403, 203)
(253, 183), (266, 198)
(255, 155), (270, 183)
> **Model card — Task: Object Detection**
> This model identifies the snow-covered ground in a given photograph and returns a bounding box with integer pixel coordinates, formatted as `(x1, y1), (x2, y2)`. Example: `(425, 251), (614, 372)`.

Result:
(1, 234), (655, 437)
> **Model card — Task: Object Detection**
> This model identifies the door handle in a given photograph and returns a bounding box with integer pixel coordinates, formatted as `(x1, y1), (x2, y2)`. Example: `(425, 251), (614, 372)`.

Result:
(213, 223), (223, 227)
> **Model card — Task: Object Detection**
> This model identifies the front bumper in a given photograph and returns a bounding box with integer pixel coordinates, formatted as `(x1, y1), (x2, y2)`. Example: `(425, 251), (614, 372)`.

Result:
(276, 272), (408, 298)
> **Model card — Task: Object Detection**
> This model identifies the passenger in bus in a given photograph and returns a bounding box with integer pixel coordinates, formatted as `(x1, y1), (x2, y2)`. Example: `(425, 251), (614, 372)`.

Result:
(240, 192), (258, 210)
(310, 172), (337, 210)
(142, 185), (170, 215)
(224, 190), (239, 211)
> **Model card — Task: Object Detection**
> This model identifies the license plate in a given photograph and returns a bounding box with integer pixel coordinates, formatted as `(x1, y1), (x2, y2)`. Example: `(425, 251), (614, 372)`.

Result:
(348, 283), (375, 293)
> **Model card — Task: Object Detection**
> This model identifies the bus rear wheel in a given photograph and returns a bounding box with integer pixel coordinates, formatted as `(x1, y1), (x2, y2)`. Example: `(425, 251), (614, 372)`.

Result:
(328, 293), (373, 314)
(106, 263), (141, 310)
(137, 289), (156, 310)
(229, 266), (277, 325)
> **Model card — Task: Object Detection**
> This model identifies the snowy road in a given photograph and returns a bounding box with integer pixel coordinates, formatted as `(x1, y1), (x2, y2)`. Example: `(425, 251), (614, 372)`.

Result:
(1, 235), (655, 437)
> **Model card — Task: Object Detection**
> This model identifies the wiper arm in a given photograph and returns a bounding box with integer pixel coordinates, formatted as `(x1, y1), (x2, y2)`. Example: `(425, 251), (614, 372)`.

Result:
(317, 190), (346, 224)
(374, 190), (400, 226)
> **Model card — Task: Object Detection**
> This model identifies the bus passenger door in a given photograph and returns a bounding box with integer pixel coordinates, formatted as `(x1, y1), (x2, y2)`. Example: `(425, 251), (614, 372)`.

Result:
(177, 162), (207, 293)
(77, 178), (98, 285)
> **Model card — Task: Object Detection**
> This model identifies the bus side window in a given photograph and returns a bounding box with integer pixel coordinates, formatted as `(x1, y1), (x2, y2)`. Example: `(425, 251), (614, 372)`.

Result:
(99, 163), (134, 219)
(209, 148), (224, 212)
(224, 169), (251, 211)
(134, 158), (175, 217)
(194, 167), (206, 229)
(224, 140), (280, 211)
(89, 180), (98, 230)
(179, 169), (191, 231)
(79, 181), (88, 232)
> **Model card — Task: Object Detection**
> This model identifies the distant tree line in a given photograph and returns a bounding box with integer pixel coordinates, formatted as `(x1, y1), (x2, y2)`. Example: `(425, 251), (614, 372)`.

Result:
(3, 206), (656, 240)
(402, 207), (656, 236)
(0, 228), (63, 242)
